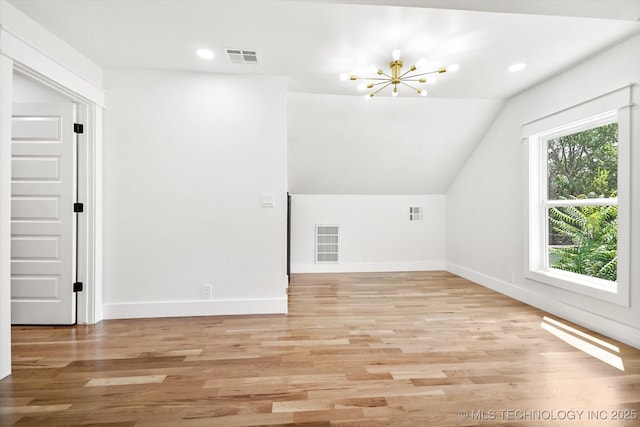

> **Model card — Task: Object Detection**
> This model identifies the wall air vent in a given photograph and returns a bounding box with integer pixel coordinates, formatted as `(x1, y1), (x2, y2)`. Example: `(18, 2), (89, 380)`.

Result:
(409, 206), (423, 221)
(315, 224), (339, 263)
(225, 48), (260, 65)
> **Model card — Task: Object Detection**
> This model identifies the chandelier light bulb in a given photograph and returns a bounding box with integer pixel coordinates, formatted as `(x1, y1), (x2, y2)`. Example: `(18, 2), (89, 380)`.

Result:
(392, 49), (401, 60)
(364, 93), (373, 101)
(339, 73), (349, 81)
(392, 87), (399, 97)
(358, 83), (368, 91)
(415, 58), (427, 69)
(446, 63), (460, 73)
(420, 90), (428, 97)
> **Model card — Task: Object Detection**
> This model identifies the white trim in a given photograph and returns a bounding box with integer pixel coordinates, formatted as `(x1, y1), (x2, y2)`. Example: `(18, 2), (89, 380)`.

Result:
(91, 107), (103, 323)
(292, 261), (445, 273)
(545, 198), (617, 207)
(74, 102), (100, 324)
(0, 54), (14, 380)
(522, 84), (633, 137)
(447, 262), (640, 350)
(616, 102), (632, 308)
(0, 0), (103, 103)
(525, 270), (618, 301)
(1, 29), (104, 106)
(103, 298), (288, 320)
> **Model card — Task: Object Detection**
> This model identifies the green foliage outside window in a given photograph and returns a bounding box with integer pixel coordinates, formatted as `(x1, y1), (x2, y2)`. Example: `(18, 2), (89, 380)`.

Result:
(547, 123), (618, 282)
(549, 205), (617, 281)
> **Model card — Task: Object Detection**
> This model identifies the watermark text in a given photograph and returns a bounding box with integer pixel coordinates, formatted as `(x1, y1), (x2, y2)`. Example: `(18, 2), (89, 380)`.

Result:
(457, 409), (637, 422)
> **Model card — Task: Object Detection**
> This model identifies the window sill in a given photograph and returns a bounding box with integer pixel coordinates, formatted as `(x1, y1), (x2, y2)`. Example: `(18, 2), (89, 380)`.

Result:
(525, 268), (628, 307)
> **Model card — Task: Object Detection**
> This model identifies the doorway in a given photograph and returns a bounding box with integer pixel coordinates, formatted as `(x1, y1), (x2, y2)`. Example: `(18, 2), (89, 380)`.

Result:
(0, 17), (105, 379)
(10, 73), (85, 325)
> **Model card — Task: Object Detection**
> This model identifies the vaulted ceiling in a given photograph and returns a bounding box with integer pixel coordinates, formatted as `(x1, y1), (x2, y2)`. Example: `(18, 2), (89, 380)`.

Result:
(9, 0), (640, 194)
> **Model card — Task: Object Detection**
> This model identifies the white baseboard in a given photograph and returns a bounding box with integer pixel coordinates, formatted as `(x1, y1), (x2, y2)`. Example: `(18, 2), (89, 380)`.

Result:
(447, 262), (640, 349)
(102, 297), (288, 320)
(291, 261), (445, 274)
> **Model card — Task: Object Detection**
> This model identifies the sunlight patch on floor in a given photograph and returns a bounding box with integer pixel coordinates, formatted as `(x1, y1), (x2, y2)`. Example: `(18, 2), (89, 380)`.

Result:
(541, 316), (624, 371)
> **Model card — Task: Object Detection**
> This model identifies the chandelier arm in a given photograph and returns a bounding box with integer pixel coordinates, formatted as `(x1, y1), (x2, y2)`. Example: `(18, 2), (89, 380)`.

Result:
(370, 82), (393, 96)
(360, 77), (391, 82)
(405, 70), (442, 79)
(369, 80), (392, 87)
(399, 81), (421, 92)
(399, 68), (417, 79)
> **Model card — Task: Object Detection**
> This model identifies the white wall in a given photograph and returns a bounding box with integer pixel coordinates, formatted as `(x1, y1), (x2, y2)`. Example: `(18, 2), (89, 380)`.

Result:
(447, 34), (640, 348)
(291, 194), (445, 273)
(288, 92), (503, 195)
(102, 70), (288, 318)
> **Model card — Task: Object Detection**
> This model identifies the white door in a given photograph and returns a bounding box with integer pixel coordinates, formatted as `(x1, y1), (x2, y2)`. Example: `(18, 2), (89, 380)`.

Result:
(11, 103), (77, 325)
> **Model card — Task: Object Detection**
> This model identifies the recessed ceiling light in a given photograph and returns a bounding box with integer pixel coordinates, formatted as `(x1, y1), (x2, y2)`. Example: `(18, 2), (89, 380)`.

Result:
(508, 63), (527, 72)
(195, 48), (215, 60)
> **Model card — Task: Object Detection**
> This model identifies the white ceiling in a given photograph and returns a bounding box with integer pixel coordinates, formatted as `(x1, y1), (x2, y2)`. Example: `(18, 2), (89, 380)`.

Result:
(8, 0), (640, 99)
(296, 0), (640, 21)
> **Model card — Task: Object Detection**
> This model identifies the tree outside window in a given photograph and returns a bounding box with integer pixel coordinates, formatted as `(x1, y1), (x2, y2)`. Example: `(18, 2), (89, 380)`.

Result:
(546, 123), (618, 282)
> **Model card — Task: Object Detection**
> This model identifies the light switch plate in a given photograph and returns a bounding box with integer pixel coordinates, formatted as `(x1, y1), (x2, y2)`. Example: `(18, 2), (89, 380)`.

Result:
(261, 193), (275, 208)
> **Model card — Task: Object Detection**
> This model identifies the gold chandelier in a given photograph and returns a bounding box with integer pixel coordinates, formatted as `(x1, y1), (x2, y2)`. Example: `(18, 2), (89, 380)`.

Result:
(340, 49), (459, 99)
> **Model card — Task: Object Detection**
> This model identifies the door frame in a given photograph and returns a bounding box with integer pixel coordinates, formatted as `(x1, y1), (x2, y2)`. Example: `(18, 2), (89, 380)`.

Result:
(11, 67), (99, 326)
(1, 7), (105, 378)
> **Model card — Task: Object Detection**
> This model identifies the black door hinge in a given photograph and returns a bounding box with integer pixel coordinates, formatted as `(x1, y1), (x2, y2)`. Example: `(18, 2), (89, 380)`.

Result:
(74, 123), (84, 134)
(74, 203), (84, 213)
(73, 282), (83, 292)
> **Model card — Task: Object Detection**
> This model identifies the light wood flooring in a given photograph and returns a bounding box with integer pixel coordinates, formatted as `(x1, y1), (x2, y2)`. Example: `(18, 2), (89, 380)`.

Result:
(2, 271), (640, 426)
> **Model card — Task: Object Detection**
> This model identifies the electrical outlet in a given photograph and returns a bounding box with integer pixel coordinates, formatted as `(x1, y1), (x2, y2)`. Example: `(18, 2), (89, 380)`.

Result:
(201, 284), (212, 299)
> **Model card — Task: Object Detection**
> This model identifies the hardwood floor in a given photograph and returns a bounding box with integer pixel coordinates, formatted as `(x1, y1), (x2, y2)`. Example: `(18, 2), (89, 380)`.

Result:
(2, 271), (639, 426)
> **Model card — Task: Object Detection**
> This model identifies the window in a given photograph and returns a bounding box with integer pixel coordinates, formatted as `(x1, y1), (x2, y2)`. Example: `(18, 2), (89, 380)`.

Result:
(524, 86), (631, 306)
(534, 113), (618, 289)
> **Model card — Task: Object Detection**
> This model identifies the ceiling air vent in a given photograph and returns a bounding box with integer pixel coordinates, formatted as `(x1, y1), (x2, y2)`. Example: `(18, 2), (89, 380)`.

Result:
(225, 48), (260, 65)
(315, 224), (339, 264)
